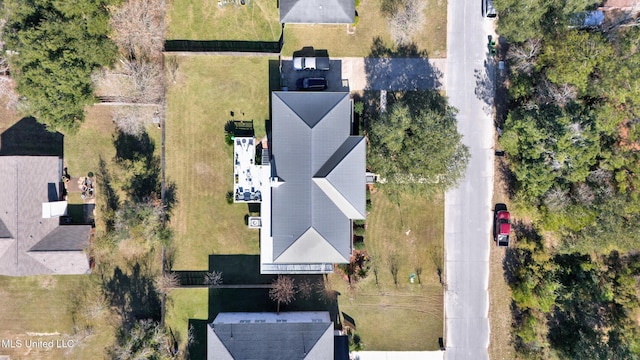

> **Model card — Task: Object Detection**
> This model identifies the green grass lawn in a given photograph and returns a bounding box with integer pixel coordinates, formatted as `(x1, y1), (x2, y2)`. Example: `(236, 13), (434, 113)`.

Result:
(164, 288), (209, 352)
(165, 189), (446, 352)
(282, 0), (447, 58)
(63, 106), (116, 178)
(0, 102), (168, 358)
(0, 275), (116, 359)
(167, 0), (281, 41)
(329, 189), (445, 350)
(167, 0), (446, 58)
(165, 55), (276, 270)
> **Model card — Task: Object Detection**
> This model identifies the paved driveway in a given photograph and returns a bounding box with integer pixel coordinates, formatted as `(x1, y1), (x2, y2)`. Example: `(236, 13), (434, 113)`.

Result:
(341, 57), (447, 91)
(280, 57), (447, 92)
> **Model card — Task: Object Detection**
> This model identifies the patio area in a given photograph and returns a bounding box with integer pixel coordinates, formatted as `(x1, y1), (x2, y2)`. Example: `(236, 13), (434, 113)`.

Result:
(234, 137), (261, 202)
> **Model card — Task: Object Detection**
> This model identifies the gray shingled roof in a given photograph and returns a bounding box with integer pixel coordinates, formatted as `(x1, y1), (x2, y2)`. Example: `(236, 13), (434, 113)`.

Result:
(0, 219), (11, 238)
(208, 312), (334, 359)
(29, 225), (91, 251)
(280, 0), (355, 23)
(270, 92), (365, 265)
(210, 322), (332, 359)
(0, 156), (90, 276)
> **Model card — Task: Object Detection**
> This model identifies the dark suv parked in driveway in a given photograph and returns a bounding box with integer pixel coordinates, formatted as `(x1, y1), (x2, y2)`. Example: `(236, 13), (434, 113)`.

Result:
(297, 77), (328, 91)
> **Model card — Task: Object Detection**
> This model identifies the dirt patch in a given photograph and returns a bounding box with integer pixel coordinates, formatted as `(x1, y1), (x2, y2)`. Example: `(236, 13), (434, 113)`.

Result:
(489, 133), (516, 359)
(38, 276), (58, 290)
(194, 161), (214, 176)
(618, 119), (640, 151)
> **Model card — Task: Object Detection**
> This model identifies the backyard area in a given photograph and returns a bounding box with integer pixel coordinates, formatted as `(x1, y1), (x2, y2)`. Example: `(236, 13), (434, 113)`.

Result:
(167, 0), (281, 41)
(0, 104), (136, 358)
(164, 55), (276, 270)
(165, 189), (445, 353)
(0, 275), (116, 359)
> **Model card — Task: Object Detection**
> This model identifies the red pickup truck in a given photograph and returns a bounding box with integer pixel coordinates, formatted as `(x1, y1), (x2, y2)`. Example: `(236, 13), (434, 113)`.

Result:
(494, 204), (511, 247)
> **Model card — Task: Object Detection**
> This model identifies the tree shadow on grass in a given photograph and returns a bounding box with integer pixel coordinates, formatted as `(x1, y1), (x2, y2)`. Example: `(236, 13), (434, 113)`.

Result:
(103, 263), (162, 329)
(496, 157), (518, 200)
(163, 181), (178, 222)
(364, 37), (443, 91)
(113, 130), (161, 201)
(97, 156), (120, 231)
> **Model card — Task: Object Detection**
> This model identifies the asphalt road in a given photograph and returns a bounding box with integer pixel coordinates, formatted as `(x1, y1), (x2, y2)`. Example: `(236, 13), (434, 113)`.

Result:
(444, 0), (495, 359)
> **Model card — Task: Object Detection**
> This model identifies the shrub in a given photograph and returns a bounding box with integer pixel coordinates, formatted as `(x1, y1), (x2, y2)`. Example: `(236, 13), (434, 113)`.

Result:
(354, 101), (364, 116)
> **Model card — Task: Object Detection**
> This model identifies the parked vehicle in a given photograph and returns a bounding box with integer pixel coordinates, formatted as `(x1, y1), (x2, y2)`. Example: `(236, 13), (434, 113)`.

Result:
(494, 203), (510, 247)
(293, 56), (330, 71)
(297, 77), (328, 91)
(482, 0), (496, 18)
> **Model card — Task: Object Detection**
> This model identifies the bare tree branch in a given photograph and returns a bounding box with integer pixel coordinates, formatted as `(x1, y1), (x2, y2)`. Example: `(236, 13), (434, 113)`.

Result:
(388, 0), (427, 46)
(298, 278), (314, 300)
(109, 0), (166, 61)
(154, 272), (179, 294)
(112, 106), (148, 136)
(120, 58), (164, 103)
(0, 76), (19, 110)
(269, 275), (296, 313)
(507, 38), (542, 75)
(204, 271), (223, 287)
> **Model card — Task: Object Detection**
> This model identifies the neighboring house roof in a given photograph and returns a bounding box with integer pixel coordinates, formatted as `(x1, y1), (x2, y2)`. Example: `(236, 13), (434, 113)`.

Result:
(601, 0), (640, 9)
(570, 10), (605, 27)
(270, 91), (365, 266)
(0, 156), (91, 276)
(280, 0), (355, 24)
(208, 312), (334, 360)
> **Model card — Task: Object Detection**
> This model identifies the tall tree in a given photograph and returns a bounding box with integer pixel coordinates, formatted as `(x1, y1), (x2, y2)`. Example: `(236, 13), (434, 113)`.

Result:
(367, 94), (469, 194)
(500, 103), (603, 201)
(493, 0), (600, 42)
(538, 30), (612, 94)
(2, 0), (117, 132)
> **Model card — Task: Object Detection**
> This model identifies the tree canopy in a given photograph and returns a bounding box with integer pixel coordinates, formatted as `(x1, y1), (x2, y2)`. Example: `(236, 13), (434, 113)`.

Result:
(500, 24), (640, 253)
(2, 0), (117, 132)
(497, 2), (640, 358)
(367, 92), (469, 194)
(493, 0), (601, 42)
